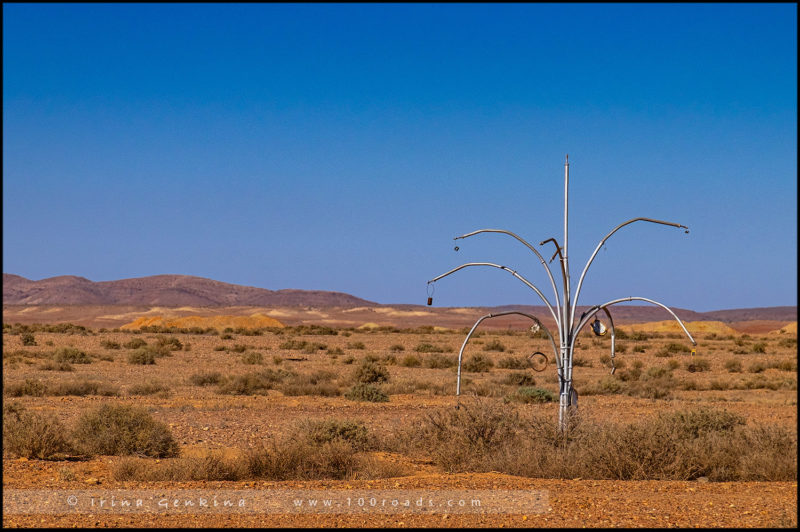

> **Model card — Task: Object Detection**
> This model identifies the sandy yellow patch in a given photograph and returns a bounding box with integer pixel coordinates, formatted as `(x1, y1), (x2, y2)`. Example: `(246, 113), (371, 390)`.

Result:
(120, 313), (284, 330)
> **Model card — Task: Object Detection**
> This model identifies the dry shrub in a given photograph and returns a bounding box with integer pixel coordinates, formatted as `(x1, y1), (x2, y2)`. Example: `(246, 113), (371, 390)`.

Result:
(685, 358), (711, 372)
(122, 338), (147, 349)
(49, 379), (119, 397)
(499, 372), (536, 387)
(113, 452), (242, 481)
(425, 353), (457, 369)
(128, 380), (171, 396)
(497, 356), (527, 369)
(724, 359), (742, 373)
(400, 355), (421, 367)
(113, 419), (382, 482)
(72, 404), (179, 458)
(3, 403), (73, 459)
(353, 360), (389, 384)
(280, 371), (341, 396)
(414, 343), (447, 353)
(300, 419), (371, 450)
(52, 347), (92, 364)
(580, 376), (623, 395)
(5, 378), (47, 397)
(241, 351), (264, 365)
(463, 354), (494, 373)
(572, 356), (593, 368)
(38, 361), (75, 371)
(397, 399), (520, 472)
(482, 339), (506, 352)
(189, 371), (224, 386)
(769, 359), (797, 372)
(127, 348), (155, 365)
(154, 335), (182, 351)
(395, 402), (796, 481)
(346, 383), (389, 402)
(217, 369), (293, 395)
(505, 386), (555, 403)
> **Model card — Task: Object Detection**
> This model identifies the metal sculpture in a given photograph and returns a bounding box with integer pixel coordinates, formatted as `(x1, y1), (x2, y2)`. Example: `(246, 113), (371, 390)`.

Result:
(427, 156), (696, 429)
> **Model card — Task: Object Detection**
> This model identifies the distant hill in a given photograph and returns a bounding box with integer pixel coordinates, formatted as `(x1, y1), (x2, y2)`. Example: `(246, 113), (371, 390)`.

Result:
(3, 274), (796, 324)
(2, 274), (376, 308)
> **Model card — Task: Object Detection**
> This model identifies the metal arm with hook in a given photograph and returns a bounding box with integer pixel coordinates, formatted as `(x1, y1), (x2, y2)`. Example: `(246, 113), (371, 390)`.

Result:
(428, 262), (560, 326)
(569, 218), (689, 329)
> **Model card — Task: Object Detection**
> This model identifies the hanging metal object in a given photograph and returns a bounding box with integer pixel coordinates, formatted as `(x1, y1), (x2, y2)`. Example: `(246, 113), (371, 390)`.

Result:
(528, 351), (548, 372)
(591, 318), (607, 336)
(426, 282), (434, 306)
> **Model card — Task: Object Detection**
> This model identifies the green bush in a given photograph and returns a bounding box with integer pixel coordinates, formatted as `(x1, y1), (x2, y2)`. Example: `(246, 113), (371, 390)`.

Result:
(101, 340), (121, 350)
(347, 341), (366, 350)
(751, 342), (767, 354)
(389, 344), (405, 352)
(72, 404), (179, 458)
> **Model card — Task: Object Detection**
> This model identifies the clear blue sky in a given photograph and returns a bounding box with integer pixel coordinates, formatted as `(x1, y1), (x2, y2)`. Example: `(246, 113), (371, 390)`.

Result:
(3, 4), (797, 312)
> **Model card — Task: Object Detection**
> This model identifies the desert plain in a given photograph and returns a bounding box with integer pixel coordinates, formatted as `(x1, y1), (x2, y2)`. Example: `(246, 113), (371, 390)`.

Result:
(2, 303), (797, 528)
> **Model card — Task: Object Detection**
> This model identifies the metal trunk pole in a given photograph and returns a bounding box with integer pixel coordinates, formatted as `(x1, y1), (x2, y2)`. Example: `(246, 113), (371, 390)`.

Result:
(559, 155), (571, 430)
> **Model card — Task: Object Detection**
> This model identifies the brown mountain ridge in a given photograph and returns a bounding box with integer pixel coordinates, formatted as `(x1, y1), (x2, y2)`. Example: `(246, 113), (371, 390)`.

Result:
(3, 274), (796, 324)
(2, 274), (376, 308)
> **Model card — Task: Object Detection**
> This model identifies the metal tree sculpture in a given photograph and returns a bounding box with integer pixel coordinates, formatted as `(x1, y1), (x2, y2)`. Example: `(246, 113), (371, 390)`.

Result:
(427, 156), (696, 429)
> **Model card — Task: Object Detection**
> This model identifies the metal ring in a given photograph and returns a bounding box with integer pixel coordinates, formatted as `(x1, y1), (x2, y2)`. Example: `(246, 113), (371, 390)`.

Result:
(527, 351), (548, 372)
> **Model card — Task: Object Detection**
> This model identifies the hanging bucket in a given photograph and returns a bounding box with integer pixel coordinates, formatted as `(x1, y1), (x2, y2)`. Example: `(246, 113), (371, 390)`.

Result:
(591, 318), (607, 336)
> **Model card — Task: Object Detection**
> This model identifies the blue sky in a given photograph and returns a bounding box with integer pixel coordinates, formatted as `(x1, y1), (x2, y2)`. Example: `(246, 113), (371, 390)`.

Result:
(3, 3), (797, 311)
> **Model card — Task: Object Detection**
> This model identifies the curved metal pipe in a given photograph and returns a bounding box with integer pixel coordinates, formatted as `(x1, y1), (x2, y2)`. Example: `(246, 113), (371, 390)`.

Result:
(571, 296), (697, 350)
(456, 311), (560, 396)
(454, 229), (563, 327)
(569, 218), (689, 329)
(428, 262), (560, 326)
(601, 307), (617, 375)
